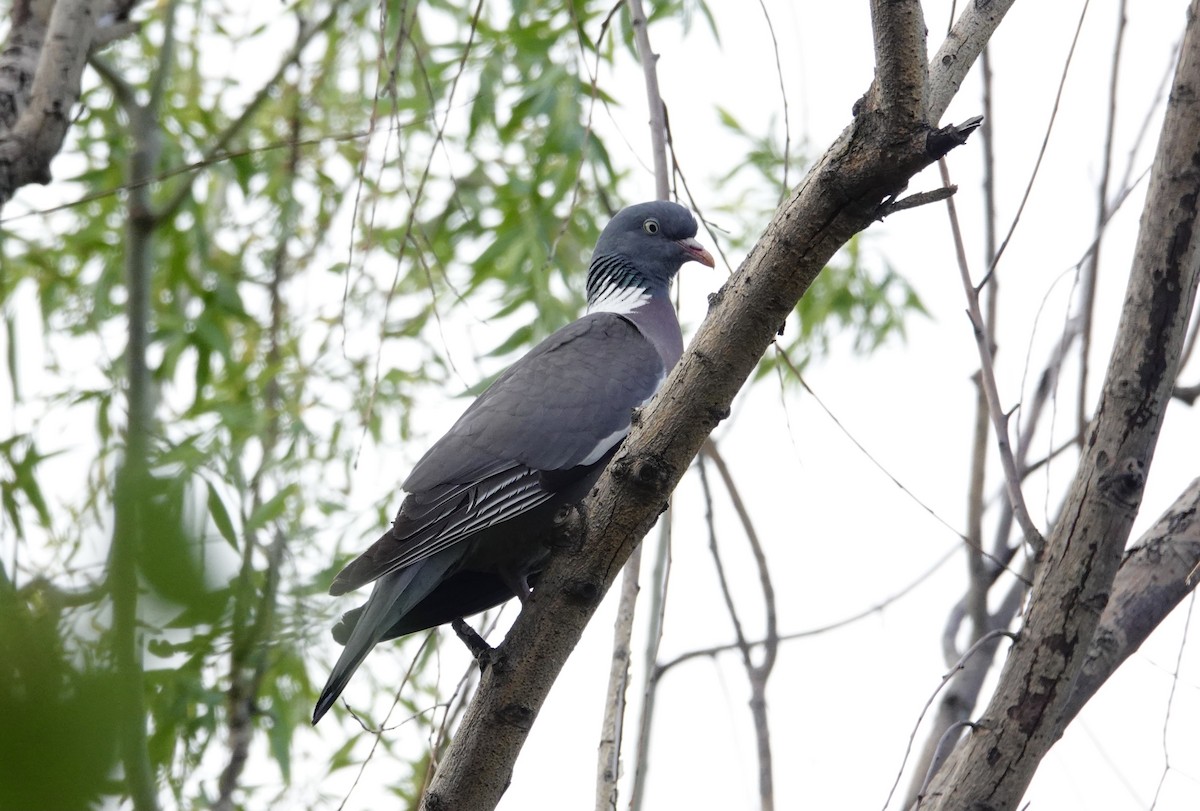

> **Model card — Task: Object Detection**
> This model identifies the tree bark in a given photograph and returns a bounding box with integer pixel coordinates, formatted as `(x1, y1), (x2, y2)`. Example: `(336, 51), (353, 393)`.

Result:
(420, 2), (1002, 807)
(1059, 477), (1200, 725)
(920, 3), (1200, 807)
(0, 0), (97, 211)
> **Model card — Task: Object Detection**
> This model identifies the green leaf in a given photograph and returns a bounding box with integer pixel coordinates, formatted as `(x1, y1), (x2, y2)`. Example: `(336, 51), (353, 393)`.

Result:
(207, 482), (239, 549)
(245, 484), (297, 535)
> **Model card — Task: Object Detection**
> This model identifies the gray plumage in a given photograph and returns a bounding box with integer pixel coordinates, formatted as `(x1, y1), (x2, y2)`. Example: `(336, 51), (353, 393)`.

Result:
(313, 201), (713, 723)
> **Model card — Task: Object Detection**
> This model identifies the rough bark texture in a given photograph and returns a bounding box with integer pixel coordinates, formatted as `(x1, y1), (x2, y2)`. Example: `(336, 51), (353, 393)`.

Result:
(926, 0), (1017, 123)
(920, 4), (1200, 808)
(0, 0), (97, 210)
(1059, 477), (1200, 725)
(420, 2), (1004, 808)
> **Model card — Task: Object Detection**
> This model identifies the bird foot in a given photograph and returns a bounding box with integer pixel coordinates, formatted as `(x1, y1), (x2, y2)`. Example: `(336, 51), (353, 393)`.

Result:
(451, 618), (495, 670)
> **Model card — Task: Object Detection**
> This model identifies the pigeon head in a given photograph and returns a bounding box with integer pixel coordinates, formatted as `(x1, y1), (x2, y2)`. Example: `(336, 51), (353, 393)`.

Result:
(586, 201), (714, 312)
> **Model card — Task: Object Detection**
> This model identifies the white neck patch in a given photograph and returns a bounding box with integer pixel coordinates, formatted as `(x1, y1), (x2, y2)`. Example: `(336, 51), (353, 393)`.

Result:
(587, 281), (650, 315)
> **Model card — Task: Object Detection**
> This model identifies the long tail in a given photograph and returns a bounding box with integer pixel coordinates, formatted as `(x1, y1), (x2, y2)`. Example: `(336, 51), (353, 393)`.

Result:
(312, 552), (457, 724)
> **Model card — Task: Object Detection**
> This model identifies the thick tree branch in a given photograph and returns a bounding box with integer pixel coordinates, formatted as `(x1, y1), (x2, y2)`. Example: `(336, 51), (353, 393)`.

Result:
(1059, 477), (1200, 724)
(0, 0), (97, 211)
(1, 1), (51, 132)
(869, 0), (928, 127)
(922, 3), (1200, 806)
(927, 0), (1018, 124)
(419, 19), (989, 811)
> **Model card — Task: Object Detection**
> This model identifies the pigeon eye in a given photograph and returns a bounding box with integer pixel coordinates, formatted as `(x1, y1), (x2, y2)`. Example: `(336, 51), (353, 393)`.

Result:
(643, 219), (660, 235)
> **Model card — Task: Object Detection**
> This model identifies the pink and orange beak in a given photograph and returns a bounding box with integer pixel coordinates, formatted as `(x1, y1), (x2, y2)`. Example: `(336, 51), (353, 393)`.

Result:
(677, 237), (715, 268)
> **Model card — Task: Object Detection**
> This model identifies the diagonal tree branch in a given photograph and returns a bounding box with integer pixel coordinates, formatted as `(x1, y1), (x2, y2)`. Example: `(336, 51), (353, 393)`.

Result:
(419, 7), (990, 809)
(1058, 476), (1200, 725)
(922, 3), (1200, 806)
(927, 0), (1018, 124)
(940, 157), (1044, 550)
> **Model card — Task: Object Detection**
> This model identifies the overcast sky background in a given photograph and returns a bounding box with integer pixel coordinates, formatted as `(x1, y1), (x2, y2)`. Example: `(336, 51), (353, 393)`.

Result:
(5, 1), (1198, 809)
(430, 3), (1200, 809)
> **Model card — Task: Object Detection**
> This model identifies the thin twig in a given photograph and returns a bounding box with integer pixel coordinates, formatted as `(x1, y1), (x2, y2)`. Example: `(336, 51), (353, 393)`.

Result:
(336, 633), (437, 811)
(940, 158), (1044, 552)
(655, 545), (958, 680)
(627, 0), (668, 200)
(594, 5), (671, 806)
(355, 0), (485, 468)
(1075, 0), (1127, 441)
(700, 439), (777, 810)
(154, 4), (341, 224)
(756, 0), (790, 199)
(1147, 592), (1194, 810)
(595, 546), (641, 811)
(881, 629), (1017, 811)
(980, 0), (1092, 286)
(696, 458), (775, 811)
(628, 510), (672, 811)
(775, 346), (1029, 584)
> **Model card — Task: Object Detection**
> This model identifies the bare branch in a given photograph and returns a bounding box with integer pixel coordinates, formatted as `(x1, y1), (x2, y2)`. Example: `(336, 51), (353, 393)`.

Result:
(982, 2), (1091, 287)
(420, 11), (988, 806)
(1076, 0), (1129, 440)
(923, 4), (1200, 804)
(883, 629), (1018, 811)
(927, 0), (1018, 123)
(940, 157), (1044, 551)
(703, 440), (778, 673)
(756, 0), (791, 198)
(594, 546), (640, 811)
(627, 0), (668, 201)
(697, 445), (776, 811)
(907, 569), (1029, 807)
(1175, 382), (1200, 404)
(869, 0), (928, 126)
(628, 511), (672, 811)
(876, 186), (957, 217)
(1058, 477), (1200, 725)
(655, 545), (959, 681)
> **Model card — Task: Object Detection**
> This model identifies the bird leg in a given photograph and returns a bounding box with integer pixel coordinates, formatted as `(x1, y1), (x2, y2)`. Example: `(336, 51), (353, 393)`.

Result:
(499, 567), (534, 603)
(451, 618), (494, 670)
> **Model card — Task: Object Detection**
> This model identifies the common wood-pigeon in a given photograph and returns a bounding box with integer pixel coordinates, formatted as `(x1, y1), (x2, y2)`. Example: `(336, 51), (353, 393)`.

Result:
(313, 201), (713, 723)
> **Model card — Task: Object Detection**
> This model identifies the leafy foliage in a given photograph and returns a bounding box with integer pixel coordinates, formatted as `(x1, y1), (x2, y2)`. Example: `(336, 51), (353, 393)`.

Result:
(712, 107), (926, 377)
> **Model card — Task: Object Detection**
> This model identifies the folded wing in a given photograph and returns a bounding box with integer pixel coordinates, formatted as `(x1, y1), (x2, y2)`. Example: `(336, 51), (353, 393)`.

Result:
(329, 312), (664, 595)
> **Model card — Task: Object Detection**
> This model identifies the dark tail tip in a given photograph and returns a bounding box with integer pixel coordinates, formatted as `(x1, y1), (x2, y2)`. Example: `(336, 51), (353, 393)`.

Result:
(312, 684), (341, 725)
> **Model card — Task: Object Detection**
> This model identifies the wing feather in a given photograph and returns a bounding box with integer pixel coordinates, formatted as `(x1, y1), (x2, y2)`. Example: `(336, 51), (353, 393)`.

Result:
(329, 313), (664, 595)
